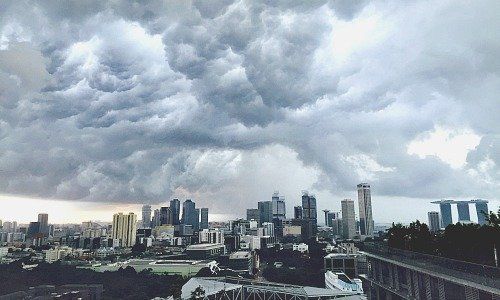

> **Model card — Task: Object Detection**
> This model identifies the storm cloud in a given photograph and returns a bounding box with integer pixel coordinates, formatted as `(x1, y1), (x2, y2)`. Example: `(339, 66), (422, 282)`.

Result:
(0, 0), (498, 214)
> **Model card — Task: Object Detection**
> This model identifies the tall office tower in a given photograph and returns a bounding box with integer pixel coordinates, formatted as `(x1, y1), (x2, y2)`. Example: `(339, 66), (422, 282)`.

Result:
(112, 212), (137, 247)
(160, 207), (171, 225)
(327, 211), (340, 227)
(152, 209), (161, 227)
(142, 205), (152, 228)
(357, 183), (374, 236)
(38, 213), (49, 236)
(258, 201), (273, 224)
(323, 210), (330, 226)
(272, 192), (286, 221)
(439, 201), (453, 228)
(301, 191), (318, 239)
(474, 200), (489, 225)
(294, 206), (303, 219)
(246, 209), (260, 224)
(182, 199), (200, 231)
(428, 211), (440, 232)
(12, 221), (17, 233)
(457, 201), (471, 222)
(200, 208), (209, 229)
(27, 222), (40, 238)
(2, 221), (11, 233)
(341, 199), (356, 239)
(170, 199), (181, 225)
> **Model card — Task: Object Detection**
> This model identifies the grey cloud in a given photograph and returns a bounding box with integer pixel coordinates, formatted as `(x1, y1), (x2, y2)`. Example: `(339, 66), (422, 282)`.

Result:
(0, 0), (498, 213)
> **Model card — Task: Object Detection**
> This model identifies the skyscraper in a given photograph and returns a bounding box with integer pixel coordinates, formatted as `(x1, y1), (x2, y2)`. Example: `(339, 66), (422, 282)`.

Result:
(38, 213), (49, 236)
(160, 206), (171, 225)
(170, 199), (181, 225)
(142, 205), (152, 228)
(112, 212), (137, 247)
(200, 208), (209, 229)
(246, 209), (260, 224)
(428, 211), (440, 232)
(152, 209), (161, 227)
(457, 201), (471, 222)
(258, 201), (273, 224)
(301, 192), (318, 240)
(357, 183), (373, 236)
(182, 199), (200, 231)
(294, 206), (303, 219)
(439, 201), (453, 228)
(272, 192), (286, 221)
(323, 209), (330, 226)
(341, 199), (356, 239)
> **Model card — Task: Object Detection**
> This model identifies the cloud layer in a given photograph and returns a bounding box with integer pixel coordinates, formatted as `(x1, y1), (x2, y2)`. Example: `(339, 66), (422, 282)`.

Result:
(0, 0), (498, 213)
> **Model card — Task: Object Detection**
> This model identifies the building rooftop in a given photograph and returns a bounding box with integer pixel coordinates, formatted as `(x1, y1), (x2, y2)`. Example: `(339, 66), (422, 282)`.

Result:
(362, 243), (500, 295)
(229, 251), (251, 259)
(191, 277), (365, 299)
(186, 243), (225, 250)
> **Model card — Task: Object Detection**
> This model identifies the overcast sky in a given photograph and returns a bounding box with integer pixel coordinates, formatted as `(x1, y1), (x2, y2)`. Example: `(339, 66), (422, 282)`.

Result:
(0, 0), (498, 224)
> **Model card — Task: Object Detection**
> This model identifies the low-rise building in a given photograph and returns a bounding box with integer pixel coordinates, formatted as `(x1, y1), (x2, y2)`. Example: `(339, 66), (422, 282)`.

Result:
(228, 251), (254, 274)
(324, 253), (358, 279)
(292, 243), (309, 253)
(186, 243), (225, 259)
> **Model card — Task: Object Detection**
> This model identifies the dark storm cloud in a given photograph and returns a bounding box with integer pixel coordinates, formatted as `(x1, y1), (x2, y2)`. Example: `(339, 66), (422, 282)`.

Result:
(0, 0), (498, 210)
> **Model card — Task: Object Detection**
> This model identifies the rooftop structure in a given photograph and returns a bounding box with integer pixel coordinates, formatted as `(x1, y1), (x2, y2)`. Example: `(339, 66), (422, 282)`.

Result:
(181, 277), (366, 300)
(431, 199), (489, 226)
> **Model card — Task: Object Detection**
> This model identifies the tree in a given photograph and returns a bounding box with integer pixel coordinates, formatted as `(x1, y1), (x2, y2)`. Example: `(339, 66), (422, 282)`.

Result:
(486, 208), (500, 228)
(190, 286), (205, 300)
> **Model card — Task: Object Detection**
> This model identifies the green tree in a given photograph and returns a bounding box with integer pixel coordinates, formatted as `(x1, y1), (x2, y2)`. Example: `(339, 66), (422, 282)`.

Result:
(190, 286), (205, 300)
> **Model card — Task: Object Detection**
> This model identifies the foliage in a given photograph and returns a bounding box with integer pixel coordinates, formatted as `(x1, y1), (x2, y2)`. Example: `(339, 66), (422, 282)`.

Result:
(0, 261), (187, 300)
(258, 241), (326, 287)
(190, 286), (205, 300)
(387, 216), (500, 266)
(486, 208), (500, 228)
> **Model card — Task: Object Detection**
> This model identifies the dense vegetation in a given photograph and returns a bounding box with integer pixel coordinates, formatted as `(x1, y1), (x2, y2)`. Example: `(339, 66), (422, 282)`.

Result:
(0, 259), (186, 299)
(387, 209), (500, 265)
(259, 241), (326, 287)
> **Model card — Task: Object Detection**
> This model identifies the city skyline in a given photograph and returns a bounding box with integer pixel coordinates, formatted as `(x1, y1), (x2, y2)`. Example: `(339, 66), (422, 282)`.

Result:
(0, 191), (497, 224)
(0, 1), (498, 224)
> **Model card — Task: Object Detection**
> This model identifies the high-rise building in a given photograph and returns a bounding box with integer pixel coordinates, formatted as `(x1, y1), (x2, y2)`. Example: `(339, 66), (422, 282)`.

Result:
(246, 209), (260, 224)
(160, 207), (171, 225)
(294, 206), (303, 219)
(474, 200), (489, 225)
(272, 192), (286, 221)
(258, 201), (273, 224)
(27, 222), (40, 238)
(199, 228), (224, 244)
(327, 211), (340, 227)
(152, 209), (161, 227)
(457, 201), (471, 222)
(301, 192), (318, 239)
(262, 222), (275, 237)
(200, 208), (209, 229)
(428, 211), (440, 232)
(323, 209), (330, 226)
(170, 199), (181, 225)
(357, 183), (373, 236)
(112, 212), (137, 247)
(182, 199), (200, 231)
(341, 199), (356, 239)
(439, 201), (453, 228)
(142, 205), (152, 228)
(38, 213), (49, 236)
